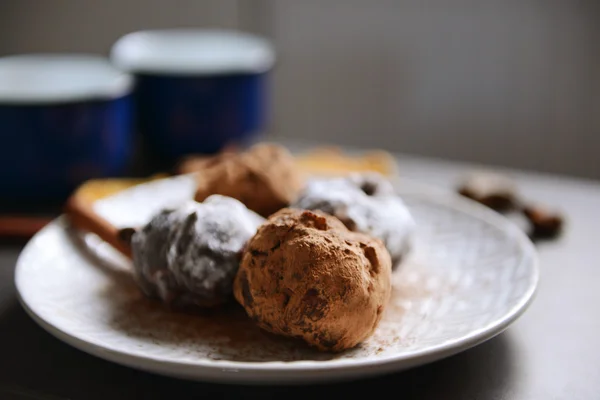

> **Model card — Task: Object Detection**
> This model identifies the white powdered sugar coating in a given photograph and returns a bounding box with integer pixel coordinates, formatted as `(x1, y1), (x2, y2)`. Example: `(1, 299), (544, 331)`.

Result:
(131, 195), (264, 307)
(293, 173), (416, 265)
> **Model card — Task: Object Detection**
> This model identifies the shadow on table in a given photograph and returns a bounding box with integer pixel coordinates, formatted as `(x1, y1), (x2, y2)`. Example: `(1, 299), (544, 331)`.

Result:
(0, 296), (517, 400)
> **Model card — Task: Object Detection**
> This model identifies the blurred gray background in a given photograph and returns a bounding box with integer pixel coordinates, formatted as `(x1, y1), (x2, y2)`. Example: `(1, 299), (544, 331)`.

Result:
(1, 0), (598, 179)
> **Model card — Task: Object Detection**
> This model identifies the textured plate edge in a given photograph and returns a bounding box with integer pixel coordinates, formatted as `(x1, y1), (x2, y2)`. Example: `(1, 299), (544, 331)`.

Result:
(15, 284), (535, 384)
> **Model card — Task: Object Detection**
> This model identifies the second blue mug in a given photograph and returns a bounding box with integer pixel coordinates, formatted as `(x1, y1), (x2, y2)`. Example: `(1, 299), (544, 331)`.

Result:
(111, 29), (275, 166)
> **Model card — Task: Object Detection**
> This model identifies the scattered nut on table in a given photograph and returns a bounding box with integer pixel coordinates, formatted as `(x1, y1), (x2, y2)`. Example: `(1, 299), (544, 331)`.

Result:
(458, 171), (518, 212)
(522, 205), (564, 240)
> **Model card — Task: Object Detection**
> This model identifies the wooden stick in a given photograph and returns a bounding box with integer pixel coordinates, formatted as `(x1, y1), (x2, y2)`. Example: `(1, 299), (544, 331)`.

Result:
(64, 194), (133, 259)
(0, 216), (52, 238)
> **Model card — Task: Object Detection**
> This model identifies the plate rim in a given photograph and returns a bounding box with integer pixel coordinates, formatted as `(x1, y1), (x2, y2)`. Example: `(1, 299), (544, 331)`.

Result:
(14, 177), (539, 379)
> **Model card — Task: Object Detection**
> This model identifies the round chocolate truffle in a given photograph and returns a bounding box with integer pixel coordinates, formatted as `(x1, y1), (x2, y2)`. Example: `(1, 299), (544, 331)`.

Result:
(293, 172), (415, 268)
(130, 195), (264, 307)
(234, 208), (392, 352)
(193, 143), (305, 218)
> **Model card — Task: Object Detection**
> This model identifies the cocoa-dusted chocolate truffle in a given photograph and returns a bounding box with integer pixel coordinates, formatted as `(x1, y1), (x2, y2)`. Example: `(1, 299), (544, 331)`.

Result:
(292, 172), (415, 268)
(130, 195), (264, 308)
(234, 208), (392, 352)
(191, 143), (305, 218)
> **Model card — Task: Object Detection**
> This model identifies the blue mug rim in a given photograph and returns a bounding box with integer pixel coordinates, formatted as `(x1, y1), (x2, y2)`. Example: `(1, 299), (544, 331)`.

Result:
(0, 53), (133, 106)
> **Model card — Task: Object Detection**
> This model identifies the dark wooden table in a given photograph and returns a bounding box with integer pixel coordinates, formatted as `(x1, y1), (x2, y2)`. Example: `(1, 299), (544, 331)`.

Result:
(1, 149), (599, 399)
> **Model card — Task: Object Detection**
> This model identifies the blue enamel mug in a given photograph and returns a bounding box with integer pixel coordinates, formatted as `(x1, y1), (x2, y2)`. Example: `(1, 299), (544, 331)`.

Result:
(110, 29), (275, 166)
(0, 55), (134, 202)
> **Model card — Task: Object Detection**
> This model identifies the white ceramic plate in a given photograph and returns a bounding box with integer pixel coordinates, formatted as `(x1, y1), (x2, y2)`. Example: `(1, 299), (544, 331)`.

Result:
(15, 175), (538, 384)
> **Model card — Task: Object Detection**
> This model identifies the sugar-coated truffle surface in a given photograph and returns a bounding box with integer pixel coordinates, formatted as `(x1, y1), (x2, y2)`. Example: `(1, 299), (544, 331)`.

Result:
(293, 173), (415, 267)
(131, 195), (264, 308)
(193, 143), (305, 218)
(234, 208), (392, 352)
